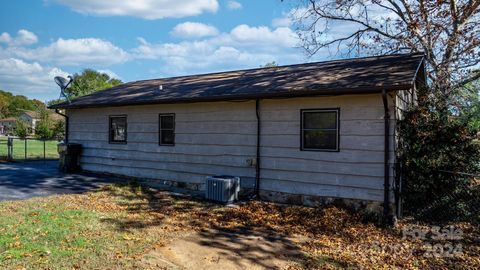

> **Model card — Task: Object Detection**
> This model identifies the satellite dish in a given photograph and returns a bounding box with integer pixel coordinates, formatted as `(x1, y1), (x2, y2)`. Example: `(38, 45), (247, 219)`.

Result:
(54, 75), (73, 103)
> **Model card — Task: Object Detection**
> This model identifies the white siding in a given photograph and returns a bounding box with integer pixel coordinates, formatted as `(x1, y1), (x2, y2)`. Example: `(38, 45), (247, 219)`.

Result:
(67, 93), (396, 202)
(258, 94), (394, 202)
(69, 101), (258, 185)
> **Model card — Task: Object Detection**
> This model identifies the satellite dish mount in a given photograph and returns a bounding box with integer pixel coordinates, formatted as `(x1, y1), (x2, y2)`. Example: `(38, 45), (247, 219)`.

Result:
(54, 75), (73, 103)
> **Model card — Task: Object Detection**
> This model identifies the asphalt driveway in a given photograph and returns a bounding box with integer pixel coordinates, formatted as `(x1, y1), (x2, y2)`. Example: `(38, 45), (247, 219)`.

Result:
(0, 161), (119, 201)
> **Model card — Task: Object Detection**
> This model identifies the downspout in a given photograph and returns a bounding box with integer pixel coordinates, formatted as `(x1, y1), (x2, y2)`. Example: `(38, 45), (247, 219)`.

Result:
(381, 90), (391, 224)
(55, 109), (68, 144)
(254, 98), (261, 197)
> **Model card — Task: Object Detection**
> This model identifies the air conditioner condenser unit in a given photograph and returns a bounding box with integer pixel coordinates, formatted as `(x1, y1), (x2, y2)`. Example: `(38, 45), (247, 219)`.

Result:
(205, 175), (240, 204)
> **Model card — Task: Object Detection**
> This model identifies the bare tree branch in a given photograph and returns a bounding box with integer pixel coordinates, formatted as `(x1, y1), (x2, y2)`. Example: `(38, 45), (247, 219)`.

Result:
(291, 0), (480, 106)
(454, 72), (480, 89)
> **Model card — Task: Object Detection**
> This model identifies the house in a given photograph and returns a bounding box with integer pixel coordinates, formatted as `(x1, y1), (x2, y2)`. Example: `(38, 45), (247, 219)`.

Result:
(19, 111), (41, 132)
(50, 53), (425, 216)
(0, 111), (41, 135)
(0, 117), (16, 135)
(0, 111), (64, 135)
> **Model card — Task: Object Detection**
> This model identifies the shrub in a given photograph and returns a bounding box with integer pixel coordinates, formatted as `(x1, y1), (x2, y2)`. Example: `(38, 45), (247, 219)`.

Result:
(13, 119), (29, 139)
(35, 109), (64, 141)
(52, 120), (65, 141)
(397, 90), (480, 222)
(35, 120), (54, 140)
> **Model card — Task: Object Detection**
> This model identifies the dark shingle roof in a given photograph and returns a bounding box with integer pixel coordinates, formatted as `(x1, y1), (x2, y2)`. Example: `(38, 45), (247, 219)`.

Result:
(50, 53), (424, 109)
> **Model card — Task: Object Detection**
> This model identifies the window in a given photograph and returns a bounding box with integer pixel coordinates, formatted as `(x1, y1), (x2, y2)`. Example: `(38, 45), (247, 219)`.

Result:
(301, 109), (339, 151)
(159, 114), (175, 145)
(109, 116), (127, 143)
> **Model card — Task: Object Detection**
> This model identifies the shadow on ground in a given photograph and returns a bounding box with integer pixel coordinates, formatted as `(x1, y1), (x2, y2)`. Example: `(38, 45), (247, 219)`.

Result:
(0, 161), (120, 201)
(99, 183), (355, 269)
(190, 225), (304, 269)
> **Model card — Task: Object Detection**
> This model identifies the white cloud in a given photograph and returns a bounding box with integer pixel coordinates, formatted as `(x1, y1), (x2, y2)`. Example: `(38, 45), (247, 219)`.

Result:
(6, 38), (129, 66)
(0, 58), (43, 74)
(0, 33), (11, 44)
(97, 69), (122, 80)
(0, 29), (38, 46)
(271, 7), (310, 28)
(171, 22), (219, 38)
(0, 58), (69, 101)
(0, 33), (127, 100)
(53, 0), (219, 19)
(132, 24), (302, 75)
(227, 1), (242, 10)
(16, 30), (38, 46)
(229, 25), (297, 48)
(271, 17), (291, 28)
(0, 23), (306, 100)
(134, 39), (285, 75)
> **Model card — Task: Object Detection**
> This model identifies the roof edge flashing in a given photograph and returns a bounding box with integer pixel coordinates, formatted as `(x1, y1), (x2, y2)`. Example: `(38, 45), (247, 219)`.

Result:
(49, 85), (411, 110)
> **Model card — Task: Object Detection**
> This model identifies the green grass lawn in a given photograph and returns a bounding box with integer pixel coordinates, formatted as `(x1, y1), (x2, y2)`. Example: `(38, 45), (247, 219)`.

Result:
(0, 185), (156, 269)
(0, 137), (59, 159)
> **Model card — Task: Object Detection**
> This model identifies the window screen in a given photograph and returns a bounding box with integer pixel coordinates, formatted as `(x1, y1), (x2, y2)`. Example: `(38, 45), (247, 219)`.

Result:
(109, 116), (127, 143)
(301, 109), (339, 151)
(159, 114), (175, 145)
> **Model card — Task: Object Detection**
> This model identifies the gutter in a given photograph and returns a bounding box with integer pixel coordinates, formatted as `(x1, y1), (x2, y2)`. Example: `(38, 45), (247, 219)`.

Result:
(55, 109), (68, 144)
(381, 89), (391, 224)
(254, 98), (261, 197)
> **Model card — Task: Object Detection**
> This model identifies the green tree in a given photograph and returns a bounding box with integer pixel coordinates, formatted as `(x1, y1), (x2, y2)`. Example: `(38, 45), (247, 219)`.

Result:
(31, 99), (46, 110)
(0, 94), (8, 119)
(34, 109), (55, 140)
(260, 61), (278, 68)
(0, 89), (46, 118)
(67, 69), (122, 99)
(14, 120), (29, 139)
(52, 120), (65, 141)
(0, 90), (13, 118)
(8, 95), (36, 117)
(458, 75), (480, 132)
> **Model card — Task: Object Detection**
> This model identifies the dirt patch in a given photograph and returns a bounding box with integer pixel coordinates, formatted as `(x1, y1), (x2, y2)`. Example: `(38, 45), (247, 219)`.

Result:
(141, 227), (307, 270)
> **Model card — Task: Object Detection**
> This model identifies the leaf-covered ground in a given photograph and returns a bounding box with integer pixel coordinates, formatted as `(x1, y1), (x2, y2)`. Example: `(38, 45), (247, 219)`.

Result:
(0, 183), (478, 269)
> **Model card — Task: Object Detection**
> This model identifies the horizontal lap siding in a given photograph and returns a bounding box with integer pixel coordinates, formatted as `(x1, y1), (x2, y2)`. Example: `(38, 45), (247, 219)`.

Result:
(260, 179), (384, 201)
(68, 93), (394, 202)
(258, 94), (394, 201)
(68, 101), (258, 183)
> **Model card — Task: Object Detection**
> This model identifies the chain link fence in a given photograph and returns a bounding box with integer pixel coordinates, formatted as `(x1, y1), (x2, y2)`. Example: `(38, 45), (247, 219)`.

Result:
(412, 171), (480, 224)
(0, 136), (59, 161)
(0, 137), (7, 160)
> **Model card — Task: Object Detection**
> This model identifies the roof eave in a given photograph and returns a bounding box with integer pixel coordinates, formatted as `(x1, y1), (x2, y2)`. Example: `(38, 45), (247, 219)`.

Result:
(48, 84), (412, 110)
(411, 55), (427, 87)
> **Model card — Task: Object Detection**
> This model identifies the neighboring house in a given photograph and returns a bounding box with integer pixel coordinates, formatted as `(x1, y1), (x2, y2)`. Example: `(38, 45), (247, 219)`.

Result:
(0, 111), (63, 135)
(50, 53), (425, 216)
(0, 117), (17, 135)
(19, 111), (40, 132)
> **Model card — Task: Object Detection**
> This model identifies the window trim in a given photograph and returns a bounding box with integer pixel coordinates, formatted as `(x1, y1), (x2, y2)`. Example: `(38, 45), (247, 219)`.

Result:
(159, 113), (175, 146)
(300, 108), (340, 152)
(108, 115), (127, 144)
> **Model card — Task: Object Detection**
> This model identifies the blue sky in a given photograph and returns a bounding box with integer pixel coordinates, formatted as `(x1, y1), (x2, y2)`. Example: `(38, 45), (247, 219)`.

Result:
(0, 0), (325, 101)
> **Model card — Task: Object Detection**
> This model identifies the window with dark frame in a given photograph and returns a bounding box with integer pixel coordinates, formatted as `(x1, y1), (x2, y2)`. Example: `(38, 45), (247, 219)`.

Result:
(159, 114), (175, 145)
(109, 116), (127, 143)
(301, 109), (339, 151)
